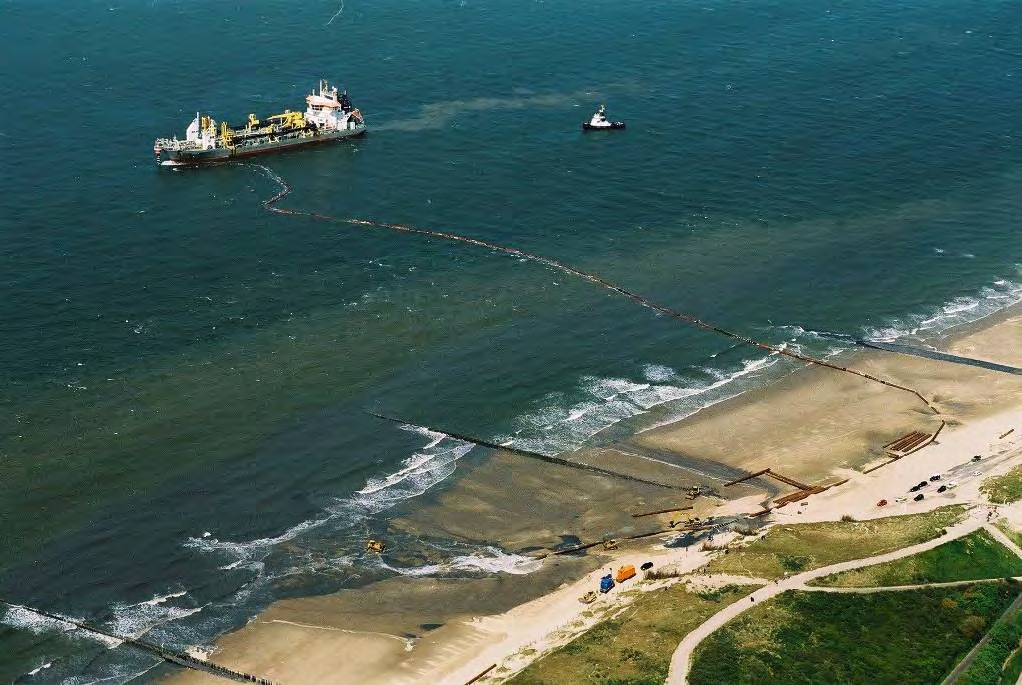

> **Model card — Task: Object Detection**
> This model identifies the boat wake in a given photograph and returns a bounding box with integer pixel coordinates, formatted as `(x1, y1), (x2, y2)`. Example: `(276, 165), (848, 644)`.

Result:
(325, 0), (345, 26)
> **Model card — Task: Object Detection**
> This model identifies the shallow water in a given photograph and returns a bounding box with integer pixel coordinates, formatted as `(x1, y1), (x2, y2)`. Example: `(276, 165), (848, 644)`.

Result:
(2, 0), (1022, 681)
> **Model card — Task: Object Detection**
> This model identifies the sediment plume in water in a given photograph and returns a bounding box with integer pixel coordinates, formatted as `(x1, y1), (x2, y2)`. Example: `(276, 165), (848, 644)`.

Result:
(248, 163), (943, 421)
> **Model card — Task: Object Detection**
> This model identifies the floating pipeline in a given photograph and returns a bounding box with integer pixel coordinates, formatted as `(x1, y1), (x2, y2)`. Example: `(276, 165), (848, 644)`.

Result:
(249, 164), (944, 421)
(0, 599), (277, 685)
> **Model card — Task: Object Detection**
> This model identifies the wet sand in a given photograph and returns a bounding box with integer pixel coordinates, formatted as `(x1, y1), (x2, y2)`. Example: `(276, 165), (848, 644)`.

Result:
(164, 305), (1022, 685)
(633, 306), (1022, 483)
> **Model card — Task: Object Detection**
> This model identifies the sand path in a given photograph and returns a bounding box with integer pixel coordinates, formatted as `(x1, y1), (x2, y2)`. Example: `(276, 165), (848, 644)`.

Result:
(665, 512), (993, 684)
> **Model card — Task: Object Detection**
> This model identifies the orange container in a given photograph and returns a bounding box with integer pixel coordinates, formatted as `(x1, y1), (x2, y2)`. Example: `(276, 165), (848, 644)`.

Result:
(615, 564), (636, 583)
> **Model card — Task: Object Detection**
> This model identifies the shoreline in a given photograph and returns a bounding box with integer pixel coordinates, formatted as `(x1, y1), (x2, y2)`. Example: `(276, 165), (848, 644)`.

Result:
(164, 303), (1022, 685)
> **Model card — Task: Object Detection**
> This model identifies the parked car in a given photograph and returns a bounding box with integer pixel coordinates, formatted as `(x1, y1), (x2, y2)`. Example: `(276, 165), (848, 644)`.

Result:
(910, 485), (921, 492)
(877, 499), (888, 507)
(914, 493), (925, 501)
(929, 474), (942, 481)
(640, 561), (654, 571)
(937, 485), (948, 493)
(917, 481), (928, 488)
(972, 455), (983, 462)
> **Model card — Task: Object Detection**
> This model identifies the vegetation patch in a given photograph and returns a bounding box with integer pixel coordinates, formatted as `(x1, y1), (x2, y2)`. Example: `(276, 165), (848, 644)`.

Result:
(1000, 635), (1022, 685)
(995, 519), (1022, 550)
(507, 583), (758, 685)
(689, 582), (1018, 685)
(810, 529), (1022, 587)
(982, 465), (1022, 504)
(957, 600), (1022, 685)
(703, 505), (965, 580)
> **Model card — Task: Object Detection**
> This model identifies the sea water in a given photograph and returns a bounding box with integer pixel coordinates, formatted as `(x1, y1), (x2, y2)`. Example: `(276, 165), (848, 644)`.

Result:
(2, 0), (1022, 680)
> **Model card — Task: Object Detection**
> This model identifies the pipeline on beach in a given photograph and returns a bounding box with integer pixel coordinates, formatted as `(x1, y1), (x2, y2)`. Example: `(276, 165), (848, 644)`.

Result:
(249, 163), (943, 420)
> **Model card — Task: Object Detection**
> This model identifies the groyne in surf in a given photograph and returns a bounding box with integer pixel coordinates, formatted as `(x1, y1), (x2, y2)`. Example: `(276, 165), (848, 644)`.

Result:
(0, 599), (277, 684)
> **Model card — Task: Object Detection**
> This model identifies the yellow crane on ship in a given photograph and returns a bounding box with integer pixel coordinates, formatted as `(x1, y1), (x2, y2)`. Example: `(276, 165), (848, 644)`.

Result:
(267, 110), (306, 130)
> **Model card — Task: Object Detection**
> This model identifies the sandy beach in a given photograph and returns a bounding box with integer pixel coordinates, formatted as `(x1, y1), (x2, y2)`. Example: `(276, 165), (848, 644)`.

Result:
(164, 305), (1022, 685)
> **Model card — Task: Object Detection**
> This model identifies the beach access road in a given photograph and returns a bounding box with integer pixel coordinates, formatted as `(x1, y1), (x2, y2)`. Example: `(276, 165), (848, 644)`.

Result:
(665, 511), (1003, 685)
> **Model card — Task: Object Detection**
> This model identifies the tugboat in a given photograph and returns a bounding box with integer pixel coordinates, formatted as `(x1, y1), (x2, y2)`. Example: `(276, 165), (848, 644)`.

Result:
(581, 104), (625, 131)
(153, 80), (366, 166)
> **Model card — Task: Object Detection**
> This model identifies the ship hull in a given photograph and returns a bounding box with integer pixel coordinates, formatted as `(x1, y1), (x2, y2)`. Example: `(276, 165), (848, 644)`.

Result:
(160, 126), (365, 167)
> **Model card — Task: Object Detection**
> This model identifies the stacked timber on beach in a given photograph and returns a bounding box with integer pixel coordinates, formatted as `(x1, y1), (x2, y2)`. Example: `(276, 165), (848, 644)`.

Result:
(862, 422), (947, 474)
(884, 430), (934, 457)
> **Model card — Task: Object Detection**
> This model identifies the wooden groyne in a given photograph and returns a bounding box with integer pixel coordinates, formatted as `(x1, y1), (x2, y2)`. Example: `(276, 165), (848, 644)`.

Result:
(723, 470), (850, 513)
(631, 505), (694, 518)
(0, 599), (277, 684)
(722, 468), (771, 487)
(465, 664), (497, 684)
(723, 468), (812, 491)
(532, 524), (712, 559)
(367, 412), (684, 491)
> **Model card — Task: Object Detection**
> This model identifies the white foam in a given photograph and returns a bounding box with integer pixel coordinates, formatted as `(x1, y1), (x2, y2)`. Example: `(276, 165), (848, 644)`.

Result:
(185, 432), (475, 592)
(384, 547), (543, 577)
(2, 605), (77, 635)
(1, 606), (123, 649)
(642, 364), (677, 382)
(862, 275), (1022, 343)
(496, 353), (787, 454)
(105, 590), (206, 639)
(27, 661), (53, 676)
(143, 590), (187, 606)
(186, 645), (217, 661)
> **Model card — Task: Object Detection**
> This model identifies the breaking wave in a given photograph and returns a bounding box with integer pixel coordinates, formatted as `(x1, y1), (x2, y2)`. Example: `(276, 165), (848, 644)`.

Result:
(862, 274), (1022, 343)
(104, 590), (205, 640)
(181, 432), (478, 609)
(0, 606), (122, 649)
(382, 546), (543, 577)
(494, 351), (794, 452)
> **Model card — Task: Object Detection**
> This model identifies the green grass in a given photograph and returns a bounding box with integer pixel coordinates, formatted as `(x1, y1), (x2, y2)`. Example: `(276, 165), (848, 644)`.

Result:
(982, 465), (1022, 504)
(689, 582), (1019, 685)
(507, 583), (759, 685)
(810, 529), (1022, 587)
(703, 506), (965, 580)
(1000, 638), (1022, 685)
(957, 600), (1022, 685)
(995, 519), (1022, 550)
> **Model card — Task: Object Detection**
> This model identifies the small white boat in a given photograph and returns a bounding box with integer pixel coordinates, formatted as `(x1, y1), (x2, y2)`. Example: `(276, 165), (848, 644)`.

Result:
(582, 104), (625, 131)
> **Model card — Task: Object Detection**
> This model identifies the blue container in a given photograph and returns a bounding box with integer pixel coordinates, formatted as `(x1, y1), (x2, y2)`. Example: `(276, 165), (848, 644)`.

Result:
(600, 574), (615, 593)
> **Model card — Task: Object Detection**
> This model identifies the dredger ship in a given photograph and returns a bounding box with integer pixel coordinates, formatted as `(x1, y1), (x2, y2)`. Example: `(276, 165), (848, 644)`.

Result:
(153, 80), (365, 166)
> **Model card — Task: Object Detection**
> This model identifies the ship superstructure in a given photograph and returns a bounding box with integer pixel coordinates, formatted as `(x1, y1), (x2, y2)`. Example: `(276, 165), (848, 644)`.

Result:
(154, 80), (365, 166)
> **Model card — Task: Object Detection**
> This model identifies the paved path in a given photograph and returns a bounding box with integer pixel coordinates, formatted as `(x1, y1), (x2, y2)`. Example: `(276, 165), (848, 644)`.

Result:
(664, 515), (987, 684)
(798, 576), (1018, 594)
(984, 521), (1022, 559)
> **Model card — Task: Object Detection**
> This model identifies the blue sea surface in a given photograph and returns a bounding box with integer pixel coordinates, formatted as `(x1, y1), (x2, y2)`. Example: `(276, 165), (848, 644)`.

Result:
(2, 0), (1022, 681)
